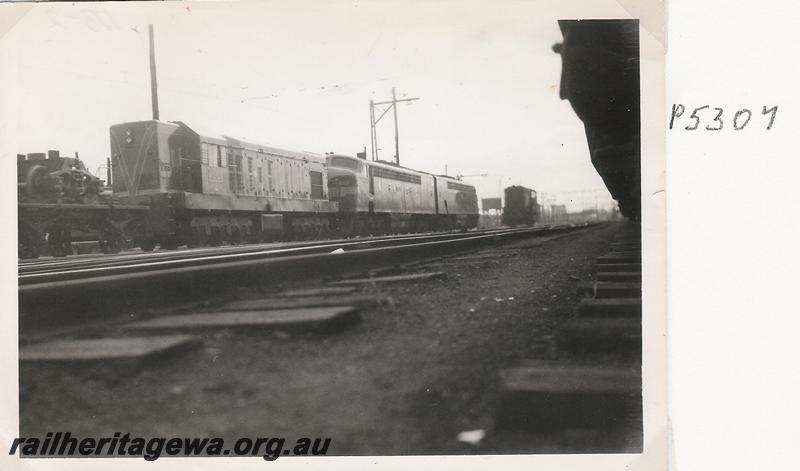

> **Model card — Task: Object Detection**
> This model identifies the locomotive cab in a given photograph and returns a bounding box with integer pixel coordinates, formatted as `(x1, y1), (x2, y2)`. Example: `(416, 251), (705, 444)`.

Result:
(326, 154), (372, 213)
(109, 120), (202, 199)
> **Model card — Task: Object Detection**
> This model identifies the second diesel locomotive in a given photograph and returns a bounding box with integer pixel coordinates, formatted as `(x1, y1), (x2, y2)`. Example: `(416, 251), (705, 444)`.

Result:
(109, 119), (478, 250)
(327, 154), (478, 235)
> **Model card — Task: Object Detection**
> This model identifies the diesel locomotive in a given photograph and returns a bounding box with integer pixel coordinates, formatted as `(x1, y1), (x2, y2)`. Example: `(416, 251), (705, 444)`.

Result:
(110, 120), (337, 249)
(501, 185), (540, 227)
(327, 154), (478, 235)
(109, 120), (478, 250)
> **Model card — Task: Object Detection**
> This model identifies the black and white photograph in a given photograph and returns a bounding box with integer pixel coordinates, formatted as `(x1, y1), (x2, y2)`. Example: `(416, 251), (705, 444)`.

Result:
(3, 1), (666, 467)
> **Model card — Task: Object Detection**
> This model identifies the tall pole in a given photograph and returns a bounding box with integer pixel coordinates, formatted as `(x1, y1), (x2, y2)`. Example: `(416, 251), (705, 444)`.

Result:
(369, 89), (419, 165)
(149, 24), (160, 121)
(392, 87), (400, 165)
(369, 100), (376, 161)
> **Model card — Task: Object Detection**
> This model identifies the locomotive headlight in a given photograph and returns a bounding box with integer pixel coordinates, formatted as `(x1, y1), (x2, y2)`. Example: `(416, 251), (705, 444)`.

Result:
(125, 130), (133, 144)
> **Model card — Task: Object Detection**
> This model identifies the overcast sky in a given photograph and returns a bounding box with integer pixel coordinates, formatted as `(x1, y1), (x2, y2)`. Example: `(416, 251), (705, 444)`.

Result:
(2, 1), (621, 210)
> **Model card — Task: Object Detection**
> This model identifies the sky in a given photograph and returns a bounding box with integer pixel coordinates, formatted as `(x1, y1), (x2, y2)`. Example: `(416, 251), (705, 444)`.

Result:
(1, 1), (620, 211)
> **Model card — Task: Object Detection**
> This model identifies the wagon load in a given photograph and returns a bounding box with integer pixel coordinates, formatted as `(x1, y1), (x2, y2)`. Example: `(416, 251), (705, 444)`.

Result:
(17, 151), (147, 258)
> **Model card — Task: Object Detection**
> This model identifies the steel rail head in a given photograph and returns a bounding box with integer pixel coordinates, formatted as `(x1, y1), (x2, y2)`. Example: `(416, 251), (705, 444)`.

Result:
(18, 226), (554, 282)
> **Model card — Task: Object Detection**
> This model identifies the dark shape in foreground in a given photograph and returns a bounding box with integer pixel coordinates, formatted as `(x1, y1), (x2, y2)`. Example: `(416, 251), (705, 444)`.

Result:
(555, 19), (641, 219)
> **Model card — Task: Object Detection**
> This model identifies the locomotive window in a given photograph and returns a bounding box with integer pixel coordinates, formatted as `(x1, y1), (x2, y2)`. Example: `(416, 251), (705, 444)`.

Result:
(310, 171), (324, 199)
(267, 160), (274, 193)
(446, 181), (475, 192)
(330, 156), (363, 171)
(204, 144), (224, 167)
(217, 147), (226, 167)
(284, 160), (290, 193)
(201, 143), (210, 165)
(372, 166), (422, 185)
(289, 162), (295, 194)
(209, 144), (220, 167)
(329, 175), (356, 187)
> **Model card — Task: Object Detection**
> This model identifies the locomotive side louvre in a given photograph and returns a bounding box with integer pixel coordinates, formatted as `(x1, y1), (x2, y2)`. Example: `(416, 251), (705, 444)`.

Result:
(197, 138), (329, 201)
(370, 161), (436, 215)
(110, 120), (337, 248)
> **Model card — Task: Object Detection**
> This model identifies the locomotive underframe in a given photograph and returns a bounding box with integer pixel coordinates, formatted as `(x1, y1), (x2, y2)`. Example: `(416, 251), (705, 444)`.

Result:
(126, 190), (480, 250)
(18, 203), (147, 258)
(125, 191), (338, 249)
(331, 211), (478, 237)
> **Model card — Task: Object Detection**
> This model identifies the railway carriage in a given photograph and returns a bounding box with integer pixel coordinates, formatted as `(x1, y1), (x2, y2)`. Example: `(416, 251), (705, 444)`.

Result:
(110, 120), (337, 249)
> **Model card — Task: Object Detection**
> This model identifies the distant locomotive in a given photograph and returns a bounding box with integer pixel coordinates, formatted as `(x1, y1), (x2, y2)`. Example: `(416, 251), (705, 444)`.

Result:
(327, 154), (478, 235)
(109, 120), (479, 250)
(501, 185), (540, 227)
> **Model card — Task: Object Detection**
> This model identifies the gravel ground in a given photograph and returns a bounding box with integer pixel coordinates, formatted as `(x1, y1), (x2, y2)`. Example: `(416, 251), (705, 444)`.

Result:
(20, 222), (633, 455)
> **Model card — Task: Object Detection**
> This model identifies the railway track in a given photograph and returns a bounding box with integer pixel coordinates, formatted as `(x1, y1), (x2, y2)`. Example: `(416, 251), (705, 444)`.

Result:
(19, 223), (595, 332)
(18, 225), (564, 277)
(19, 219), (628, 455)
(489, 221), (643, 452)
